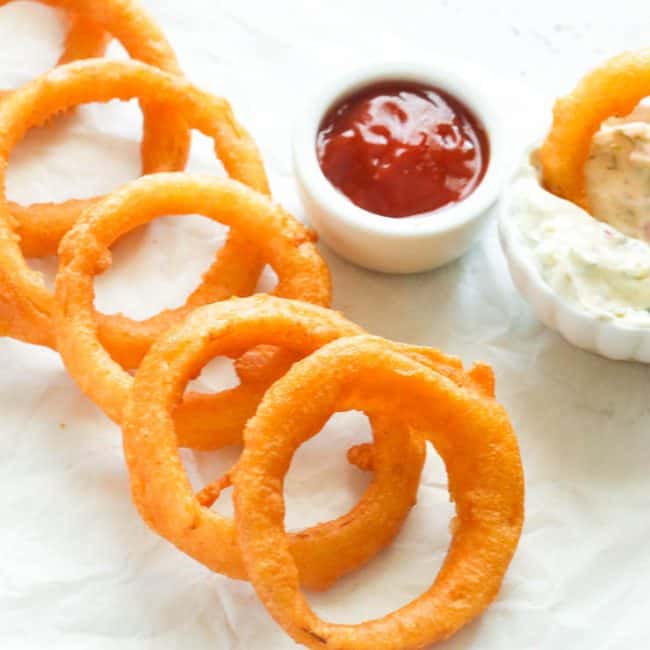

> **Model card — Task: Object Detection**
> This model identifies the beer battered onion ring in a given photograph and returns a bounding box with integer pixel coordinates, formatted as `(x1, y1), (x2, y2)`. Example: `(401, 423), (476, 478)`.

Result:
(0, 59), (269, 354)
(1, 0), (192, 257)
(234, 335), (524, 649)
(122, 295), (495, 589)
(54, 175), (330, 449)
(539, 48), (650, 208)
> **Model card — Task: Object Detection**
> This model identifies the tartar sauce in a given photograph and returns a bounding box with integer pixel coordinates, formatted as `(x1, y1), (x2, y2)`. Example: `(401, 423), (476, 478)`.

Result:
(509, 152), (650, 327)
(585, 105), (650, 241)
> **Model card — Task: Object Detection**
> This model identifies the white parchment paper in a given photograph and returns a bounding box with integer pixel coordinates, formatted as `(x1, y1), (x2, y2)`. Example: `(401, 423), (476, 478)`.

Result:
(1, 2), (650, 649)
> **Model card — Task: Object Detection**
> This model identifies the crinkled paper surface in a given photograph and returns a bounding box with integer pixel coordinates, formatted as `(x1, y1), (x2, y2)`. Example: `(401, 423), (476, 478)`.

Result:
(1, 2), (650, 649)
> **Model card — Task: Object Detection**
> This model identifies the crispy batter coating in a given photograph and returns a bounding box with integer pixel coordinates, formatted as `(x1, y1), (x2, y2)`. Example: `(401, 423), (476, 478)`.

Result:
(234, 336), (524, 649)
(57, 13), (109, 65)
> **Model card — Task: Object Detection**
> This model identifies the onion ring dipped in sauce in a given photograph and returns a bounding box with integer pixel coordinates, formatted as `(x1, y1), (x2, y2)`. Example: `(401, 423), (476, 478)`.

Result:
(513, 49), (650, 325)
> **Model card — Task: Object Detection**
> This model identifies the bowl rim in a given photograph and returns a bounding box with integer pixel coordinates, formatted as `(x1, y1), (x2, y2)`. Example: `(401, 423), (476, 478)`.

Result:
(292, 60), (509, 240)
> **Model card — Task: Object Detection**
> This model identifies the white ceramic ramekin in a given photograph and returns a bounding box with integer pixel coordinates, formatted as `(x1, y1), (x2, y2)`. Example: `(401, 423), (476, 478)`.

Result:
(499, 174), (650, 363)
(292, 61), (508, 274)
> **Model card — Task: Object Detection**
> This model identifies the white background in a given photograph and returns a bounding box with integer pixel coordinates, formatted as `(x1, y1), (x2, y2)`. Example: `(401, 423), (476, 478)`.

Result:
(1, 1), (650, 649)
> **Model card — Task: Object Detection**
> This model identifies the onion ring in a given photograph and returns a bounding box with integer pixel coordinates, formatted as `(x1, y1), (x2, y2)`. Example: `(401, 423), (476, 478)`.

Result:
(234, 335), (524, 649)
(539, 48), (650, 208)
(122, 295), (493, 589)
(0, 58), (269, 352)
(0, 0), (191, 258)
(54, 176), (329, 448)
(195, 343), (496, 503)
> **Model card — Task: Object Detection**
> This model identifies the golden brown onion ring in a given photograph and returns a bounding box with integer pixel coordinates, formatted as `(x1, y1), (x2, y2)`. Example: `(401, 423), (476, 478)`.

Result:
(54, 176), (330, 449)
(122, 296), (492, 589)
(539, 48), (650, 208)
(0, 58), (269, 353)
(234, 335), (524, 649)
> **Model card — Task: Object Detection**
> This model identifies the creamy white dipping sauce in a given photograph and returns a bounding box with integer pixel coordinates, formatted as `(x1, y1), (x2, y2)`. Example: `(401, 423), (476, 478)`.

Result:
(585, 104), (650, 242)
(508, 153), (650, 327)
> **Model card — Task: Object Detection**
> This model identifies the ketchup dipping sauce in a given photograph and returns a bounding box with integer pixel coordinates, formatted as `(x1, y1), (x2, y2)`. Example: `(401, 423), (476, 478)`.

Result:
(316, 81), (489, 218)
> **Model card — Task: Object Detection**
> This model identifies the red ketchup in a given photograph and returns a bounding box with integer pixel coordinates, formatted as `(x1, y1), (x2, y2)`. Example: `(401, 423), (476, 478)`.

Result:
(316, 81), (489, 218)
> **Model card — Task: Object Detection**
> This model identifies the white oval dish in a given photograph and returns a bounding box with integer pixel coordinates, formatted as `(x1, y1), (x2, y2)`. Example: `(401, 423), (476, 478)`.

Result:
(292, 61), (508, 274)
(499, 155), (650, 363)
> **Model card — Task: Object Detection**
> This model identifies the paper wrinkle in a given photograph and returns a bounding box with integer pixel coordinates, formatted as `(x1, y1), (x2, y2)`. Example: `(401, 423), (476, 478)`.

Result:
(1, 2), (649, 649)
